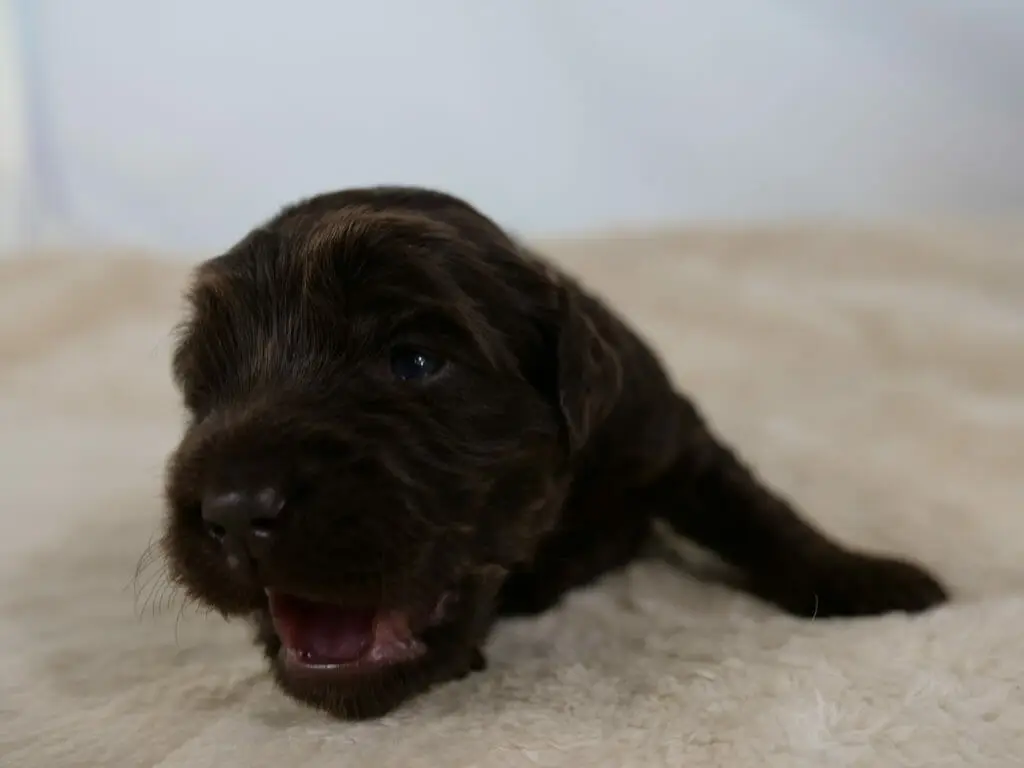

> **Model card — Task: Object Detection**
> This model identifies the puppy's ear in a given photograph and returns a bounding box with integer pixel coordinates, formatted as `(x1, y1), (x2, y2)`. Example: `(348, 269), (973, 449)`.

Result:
(549, 282), (623, 454)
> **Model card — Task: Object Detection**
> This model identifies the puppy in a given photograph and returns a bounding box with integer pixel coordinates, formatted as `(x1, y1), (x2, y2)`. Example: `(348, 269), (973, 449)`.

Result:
(162, 186), (947, 719)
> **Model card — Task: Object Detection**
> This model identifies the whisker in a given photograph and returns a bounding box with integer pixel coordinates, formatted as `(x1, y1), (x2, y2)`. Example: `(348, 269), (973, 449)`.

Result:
(132, 562), (167, 602)
(173, 595), (194, 646)
(130, 535), (164, 580)
(154, 579), (181, 618)
(133, 562), (171, 617)
(134, 536), (160, 579)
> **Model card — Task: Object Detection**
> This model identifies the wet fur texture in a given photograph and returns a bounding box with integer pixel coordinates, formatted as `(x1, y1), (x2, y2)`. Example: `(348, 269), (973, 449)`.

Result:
(162, 186), (948, 719)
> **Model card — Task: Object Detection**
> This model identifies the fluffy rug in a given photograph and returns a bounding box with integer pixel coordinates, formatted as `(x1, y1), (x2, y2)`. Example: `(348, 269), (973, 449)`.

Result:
(1, 224), (1022, 767)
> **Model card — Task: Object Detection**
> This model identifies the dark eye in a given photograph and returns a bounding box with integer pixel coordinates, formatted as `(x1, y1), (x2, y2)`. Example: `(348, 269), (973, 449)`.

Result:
(389, 345), (446, 382)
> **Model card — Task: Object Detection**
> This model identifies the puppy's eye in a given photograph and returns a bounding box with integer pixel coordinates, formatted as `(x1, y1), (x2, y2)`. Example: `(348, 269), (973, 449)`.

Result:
(389, 345), (446, 382)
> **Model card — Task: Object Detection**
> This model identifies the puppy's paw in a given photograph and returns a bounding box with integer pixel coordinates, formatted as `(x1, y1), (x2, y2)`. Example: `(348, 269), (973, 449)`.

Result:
(469, 648), (487, 672)
(496, 572), (564, 617)
(452, 648), (488, 681)
(758, 550), (948, 619)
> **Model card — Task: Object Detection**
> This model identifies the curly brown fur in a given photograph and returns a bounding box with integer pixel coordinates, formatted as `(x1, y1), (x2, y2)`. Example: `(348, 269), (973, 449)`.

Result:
(161, 185), (947, 720)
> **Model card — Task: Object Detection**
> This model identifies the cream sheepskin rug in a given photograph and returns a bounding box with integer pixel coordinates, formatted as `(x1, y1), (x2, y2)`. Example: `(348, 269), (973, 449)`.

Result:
(1, 225), (1022, 767)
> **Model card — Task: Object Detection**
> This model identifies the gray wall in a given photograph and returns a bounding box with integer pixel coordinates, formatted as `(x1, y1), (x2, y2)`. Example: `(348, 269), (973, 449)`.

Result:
(3, 0), (1022, 256)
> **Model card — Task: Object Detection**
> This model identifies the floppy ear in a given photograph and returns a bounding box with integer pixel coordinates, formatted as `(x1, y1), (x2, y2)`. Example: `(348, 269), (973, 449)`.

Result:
(550, 282), (624, 454)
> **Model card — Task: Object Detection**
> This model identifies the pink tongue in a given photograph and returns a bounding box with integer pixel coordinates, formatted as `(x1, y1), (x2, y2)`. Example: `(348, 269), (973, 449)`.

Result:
(268, 593), (376, 664)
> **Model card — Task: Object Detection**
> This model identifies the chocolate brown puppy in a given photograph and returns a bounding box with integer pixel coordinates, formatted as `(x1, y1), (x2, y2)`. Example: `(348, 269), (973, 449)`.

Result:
(162, 186), (947, 719)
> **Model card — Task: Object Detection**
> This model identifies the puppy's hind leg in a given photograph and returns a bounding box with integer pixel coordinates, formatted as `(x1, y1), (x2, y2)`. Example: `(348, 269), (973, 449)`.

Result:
(642, 398), (948, 618)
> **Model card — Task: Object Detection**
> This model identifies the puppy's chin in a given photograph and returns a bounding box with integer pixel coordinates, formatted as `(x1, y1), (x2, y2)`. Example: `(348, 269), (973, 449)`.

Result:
(247, 577), (495, 720)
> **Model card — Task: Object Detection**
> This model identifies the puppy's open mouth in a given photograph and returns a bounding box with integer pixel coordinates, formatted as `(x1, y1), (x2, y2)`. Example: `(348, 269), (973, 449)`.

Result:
(266, 590), (450, 677)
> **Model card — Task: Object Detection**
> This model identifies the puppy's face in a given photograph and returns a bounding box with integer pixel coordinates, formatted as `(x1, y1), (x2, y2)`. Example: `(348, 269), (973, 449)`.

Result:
(162, 192), (620, 718)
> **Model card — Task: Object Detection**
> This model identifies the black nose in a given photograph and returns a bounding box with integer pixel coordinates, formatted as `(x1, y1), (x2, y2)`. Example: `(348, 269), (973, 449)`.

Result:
(201, 487), (286, 557)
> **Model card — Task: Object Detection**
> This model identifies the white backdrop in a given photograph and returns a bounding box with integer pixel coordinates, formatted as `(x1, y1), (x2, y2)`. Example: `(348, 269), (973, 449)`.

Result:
(2, 0), (1022, 257)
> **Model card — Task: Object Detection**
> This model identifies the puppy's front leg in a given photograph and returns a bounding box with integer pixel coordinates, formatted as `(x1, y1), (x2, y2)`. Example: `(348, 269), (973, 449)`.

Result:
(647, 398), (948, 618)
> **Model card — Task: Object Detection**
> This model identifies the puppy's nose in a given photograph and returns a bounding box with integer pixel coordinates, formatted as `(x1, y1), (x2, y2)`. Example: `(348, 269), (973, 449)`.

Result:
(201, 487), (285, 557)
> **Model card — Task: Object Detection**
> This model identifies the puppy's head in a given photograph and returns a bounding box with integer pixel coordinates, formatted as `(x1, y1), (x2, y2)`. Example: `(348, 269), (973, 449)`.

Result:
(161, 187), (621, 718)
